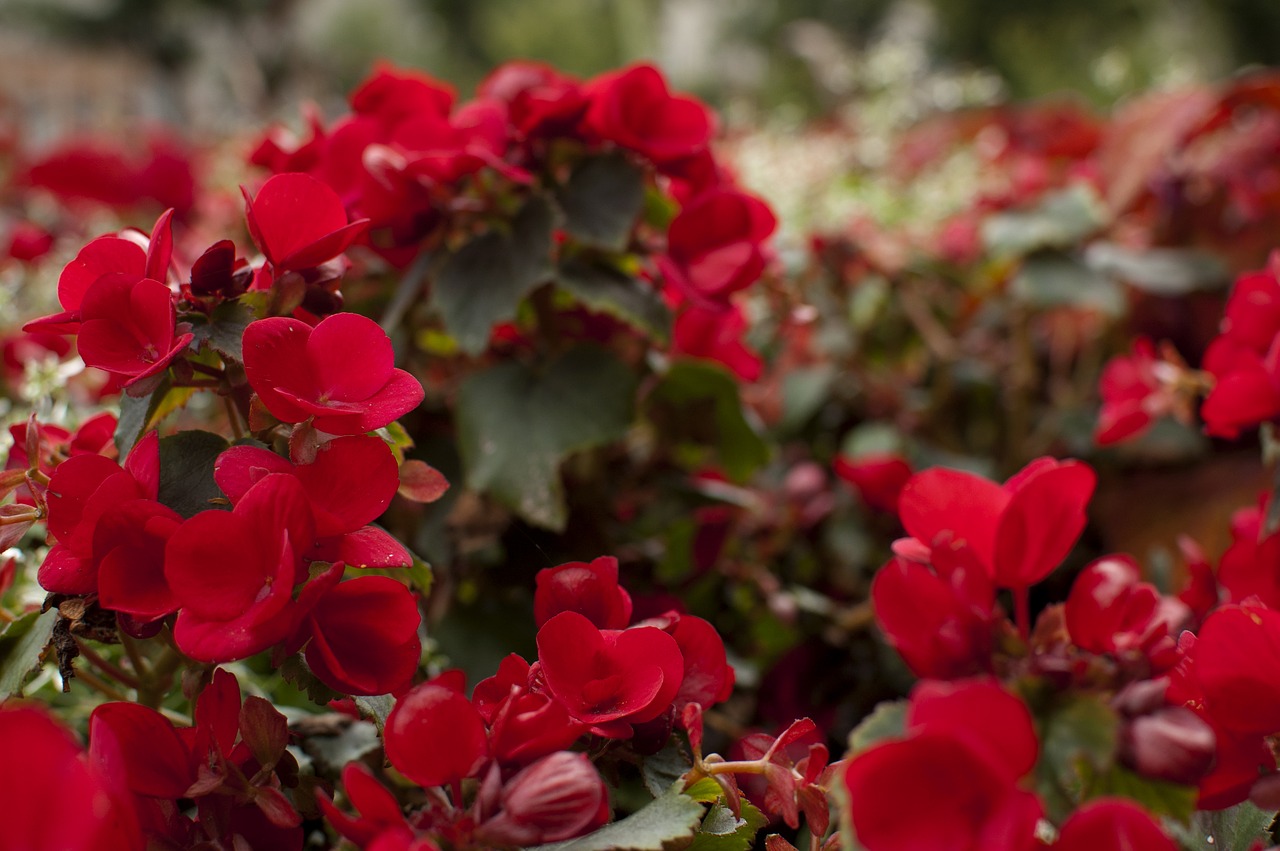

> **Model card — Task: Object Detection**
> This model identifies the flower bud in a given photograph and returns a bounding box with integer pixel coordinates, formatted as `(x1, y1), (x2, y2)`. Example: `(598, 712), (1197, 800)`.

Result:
(474, 752), (609, 846)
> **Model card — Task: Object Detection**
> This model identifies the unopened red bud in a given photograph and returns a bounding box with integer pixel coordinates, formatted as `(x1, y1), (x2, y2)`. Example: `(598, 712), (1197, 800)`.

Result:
(474, 751), (609, 846)
(1120, 706), (1216, 785)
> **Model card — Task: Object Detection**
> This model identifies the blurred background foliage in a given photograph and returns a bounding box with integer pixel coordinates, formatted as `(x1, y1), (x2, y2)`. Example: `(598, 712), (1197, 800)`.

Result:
(2, 0), (1279, 138)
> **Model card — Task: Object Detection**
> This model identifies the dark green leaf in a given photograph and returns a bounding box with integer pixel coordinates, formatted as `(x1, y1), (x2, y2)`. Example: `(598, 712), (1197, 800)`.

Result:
(847, 699), (907, 755)
(1034, 692), (1120, 822)
(555, 152), (646, 251)
(643, 741), (693, 798)
(1167, 801), (1276, 851)
(457, 345), (637, 530)
(158, 431), (230, 518)
(280, 655), (343, 707)
(115, 376), (169, 456)
(189, 299), (255, 362)
(1009, 252), (1125, 317)
(433, 196), (555, 355)
(528, 783), (705, 851)
(688, 800), (768, 851)
(0, 609), (56, 698)
(558, 257), (671, 341)
(1084, 243), (1229, 296)
(300, 720), (381, 774)
(778, 365), (836, 434)
(983, 185), (1106, 257)
(354, 694), (396, 736)
(644, 361), (769, 482)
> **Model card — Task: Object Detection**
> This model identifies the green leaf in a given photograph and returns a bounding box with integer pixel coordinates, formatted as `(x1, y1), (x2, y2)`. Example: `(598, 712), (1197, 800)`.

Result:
(558, 257), (671, 341)
(115, 376), (167, 456)
(158, 431), (229, 518)
(847, 699), (907, 755)
(1034, 692), (1120, 822)
(528, 783), (705, 851)
(983, 185), (1107, 257)
(644, 361), (770, 482)
(555, 152), (646, 251)
(1091, 765), (1196, 824)
(353, 694), (396, 736)
(188, 299), (255, 362)
(642, 741), (693, 798)
(432, 196), (555, 355)
(457, 345), (637, 530)
(688, 800), (768, 851)
(279, 655), (343, 707)
(1083, 243), (1229, 296)
(1009, 251), (1125, 317)
(778, 365), (836, 434)
(1167, 801), (1276, 851)
(0, 609), (56, 698)
(300, 720), (381, 774)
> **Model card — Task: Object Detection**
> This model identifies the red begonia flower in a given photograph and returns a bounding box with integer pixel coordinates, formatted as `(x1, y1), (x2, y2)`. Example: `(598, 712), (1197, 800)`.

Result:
(384, 683), (489, 788)
(6, 220), (54, 263)
(833, 453), (913, 514)
(1, 704), (132, 851)
(898, 456), (1095, 588)
(93, 499), (182, 620)
(215, 435), (399, 537)
(350, 63), (455, 124)
(318, 763), (421, 849)
(1216, 500), (1280, 609)
(478, 61), (586, 138)
(474, 752), (610, 846)
(659, 188), (776, 304)
(905, 678), (1038, 784)
(24, 209), (174, 335)
(1054, 799), (1176, 851)
(872, 535), (998, 678)
(1200, 255), (1280, 437)
(39, 431), (158, 595)
(1194, 604), (1280, 735)
(242, 173), (369, 272)
(537, 611), (683, 736)
(241, 312), (424, 435)
(165, 474), (315, 662)
(843, 731), (1041, 851)
(671, 301), (763, 382)
(1064, 555), (1179, 669)
(302, 575), (421, 696)
(76, 273), (192, 386)
(1094, 338), (1167, 445)
(668, 614), (734, 711)
(488, 689), (586, 766)
(89, 701), (193, 799)
(533, 556), (633, 629)
(583, 64), (713, 164)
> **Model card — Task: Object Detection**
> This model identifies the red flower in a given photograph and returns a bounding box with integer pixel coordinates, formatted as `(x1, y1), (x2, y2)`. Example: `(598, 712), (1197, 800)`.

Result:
(319, 763), (425, 850)
(242, 172), (370, 272)
(1201, 254), (1280, 438)
(533, 556), (633, 629)
(350, 62), (455, 125)
(872, 536), (998, 678)
(833, 453), (913, 513)
(165, 474), (315, 662)
(6, 220), (54, 263)
(844, 679), (1042, 851)
(93, 499), (183, 621)
(0, 704), (134, 851)
(242, 312), (424, 435)
(844, 731), (1041, 851)
(668, 614), (735, 712)
(76, 273), (193, 386)
(1064, 555), (1180, 670)
(671, 301), (763, 382)
(659, 188), (776, 304)
(1216, 499), (1280, 609)
(1054, 799), (1176, 851)
(24, 209), (174, 335)
(1095, 338), (1172, 445)
(384, 683), (489, 788)
(214, 435), (409, 568)
(39, 431), (159, 595)
(300, 575), (421, 696)
(536, 611), (684, 737)
(582, 64), (714, 164)
(478, 61), (586, 138)
(1194, 604), (1280, 735)
(897, 456), (1096, 588)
